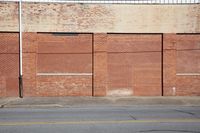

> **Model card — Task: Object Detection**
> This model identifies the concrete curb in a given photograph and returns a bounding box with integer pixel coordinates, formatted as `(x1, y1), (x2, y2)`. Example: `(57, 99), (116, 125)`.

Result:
(0, 97), (200, 108)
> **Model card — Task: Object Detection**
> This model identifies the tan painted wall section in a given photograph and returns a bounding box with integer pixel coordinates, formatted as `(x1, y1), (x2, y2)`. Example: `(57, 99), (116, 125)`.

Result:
(0, 2), (199, 33)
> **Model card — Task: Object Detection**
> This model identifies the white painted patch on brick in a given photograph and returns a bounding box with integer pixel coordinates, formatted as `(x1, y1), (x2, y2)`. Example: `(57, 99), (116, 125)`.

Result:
(107, 89), (133, 96)
(176, 73), (200, 76)
(37, 73), (92, 76)
(172, 87), (176, 96)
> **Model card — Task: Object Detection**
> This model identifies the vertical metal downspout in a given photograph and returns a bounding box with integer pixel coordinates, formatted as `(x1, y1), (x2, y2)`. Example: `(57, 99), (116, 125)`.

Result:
(92, 33), (94, 96)
(19, 0), (23, 98)
(161, 33), (164, 96)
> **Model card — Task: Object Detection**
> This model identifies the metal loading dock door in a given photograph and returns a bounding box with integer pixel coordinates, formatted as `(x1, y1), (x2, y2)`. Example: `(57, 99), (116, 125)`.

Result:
(0, 33), (19, 97)
(107, 34), (162, 96)
(36, 33), (93, 96)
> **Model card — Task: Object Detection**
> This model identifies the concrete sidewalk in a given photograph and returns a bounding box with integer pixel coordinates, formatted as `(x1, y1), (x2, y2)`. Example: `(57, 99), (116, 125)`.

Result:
(0, 96), (200, 108)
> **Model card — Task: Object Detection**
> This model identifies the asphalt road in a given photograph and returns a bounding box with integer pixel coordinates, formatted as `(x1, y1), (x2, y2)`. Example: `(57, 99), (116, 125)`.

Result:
(0, 106), (200, 133)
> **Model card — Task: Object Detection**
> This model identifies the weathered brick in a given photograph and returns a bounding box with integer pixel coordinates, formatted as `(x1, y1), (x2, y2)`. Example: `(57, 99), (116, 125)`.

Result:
(0, 33), (19, 97)
(0, 32), (199, 97)
(93, 33), (107, 96)
(107, 34), (162, 96)
(163, 34), (200, 96)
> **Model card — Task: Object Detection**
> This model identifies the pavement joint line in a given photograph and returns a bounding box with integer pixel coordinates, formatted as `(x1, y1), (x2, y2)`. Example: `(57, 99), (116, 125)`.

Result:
(0, 119), (200, 126)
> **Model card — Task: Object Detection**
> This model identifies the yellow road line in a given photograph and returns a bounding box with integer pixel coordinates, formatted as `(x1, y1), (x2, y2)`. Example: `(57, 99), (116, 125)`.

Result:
(0, 119), (200, 126)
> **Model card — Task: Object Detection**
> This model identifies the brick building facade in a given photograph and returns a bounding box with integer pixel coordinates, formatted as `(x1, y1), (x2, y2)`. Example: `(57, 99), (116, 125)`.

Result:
(0, 2), (199, 97)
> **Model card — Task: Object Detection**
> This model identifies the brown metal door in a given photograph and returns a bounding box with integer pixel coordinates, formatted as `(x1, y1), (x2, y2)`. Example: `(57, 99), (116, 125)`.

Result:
(107, 34), (162, 96)
(0, 33), (19, 97)
(36, 33), (93, 96)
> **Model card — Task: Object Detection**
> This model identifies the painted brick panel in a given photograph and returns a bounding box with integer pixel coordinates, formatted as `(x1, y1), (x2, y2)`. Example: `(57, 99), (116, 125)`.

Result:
(107, 34), (162, 96)
(37, 54), (92, 73)
(163, 34), (200, 96)
(175, 35), (200, 96)
(133, 52), (161, 96)
(176, 35), (200, 50)
(35, 33), (93, 96)
(177, 50), (200, 73)
(176, 76), (200, 96)
(108, 53), (133, 90)
(107, 34), (161, 52)
(38, 34), (92, 53)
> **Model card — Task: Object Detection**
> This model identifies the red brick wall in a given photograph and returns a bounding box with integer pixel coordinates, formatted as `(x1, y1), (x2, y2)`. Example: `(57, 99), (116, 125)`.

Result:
(0, 33), (19, 97)
(23, 33), (37, 96)
(163, 34), (200, 96)
(93, 33), (108, 96)
(0, 33), (199, 97)
(106, 34), (162, 96)
(23, 33), (93, 96)
(93, 34), (162, 96)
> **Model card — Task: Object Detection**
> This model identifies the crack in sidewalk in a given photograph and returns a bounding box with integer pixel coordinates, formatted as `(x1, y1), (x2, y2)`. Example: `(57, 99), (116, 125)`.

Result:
(0, 98), (19, 109)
